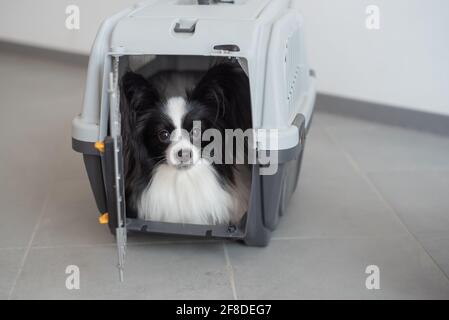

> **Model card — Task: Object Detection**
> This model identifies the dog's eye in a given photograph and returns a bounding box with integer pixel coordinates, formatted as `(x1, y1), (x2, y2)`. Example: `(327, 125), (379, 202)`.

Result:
(158, 130), (170, 143)
(191, 127), (201, 139)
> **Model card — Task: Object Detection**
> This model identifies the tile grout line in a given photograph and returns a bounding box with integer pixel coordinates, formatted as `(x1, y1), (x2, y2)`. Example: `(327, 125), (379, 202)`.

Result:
(271, 235), (410, 241)
(321, 126), (449, 283)
(7, 193), (50, 300)
(12, 234), (413, 251)
(354, 167), (449, 174)
(30, 239), (221, 250)
(222, 242), (238, 300)
(0, 246), (27, 251)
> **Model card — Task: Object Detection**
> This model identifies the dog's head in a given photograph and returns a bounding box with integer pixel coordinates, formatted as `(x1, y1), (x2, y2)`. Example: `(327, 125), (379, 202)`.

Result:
(121, 63), (251, 172)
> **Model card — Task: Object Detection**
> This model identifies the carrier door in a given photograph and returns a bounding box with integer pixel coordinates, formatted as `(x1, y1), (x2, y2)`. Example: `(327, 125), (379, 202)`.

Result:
(107, 55), (127, 281)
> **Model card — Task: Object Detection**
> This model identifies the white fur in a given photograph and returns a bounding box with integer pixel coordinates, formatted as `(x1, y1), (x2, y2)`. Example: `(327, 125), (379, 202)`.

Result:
(163, 97), (201, 167)
(167, 138), (201, 167)
(165, 96), (186, 133)
(137, 160), (250, 225)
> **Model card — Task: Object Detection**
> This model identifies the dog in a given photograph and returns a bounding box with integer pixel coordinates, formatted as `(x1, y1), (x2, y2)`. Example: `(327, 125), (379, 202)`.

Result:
(121, 62), (252, 225)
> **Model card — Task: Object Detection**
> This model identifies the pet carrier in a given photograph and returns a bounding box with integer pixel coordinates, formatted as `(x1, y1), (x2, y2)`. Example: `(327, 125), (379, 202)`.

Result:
(72, 0), (316, 279)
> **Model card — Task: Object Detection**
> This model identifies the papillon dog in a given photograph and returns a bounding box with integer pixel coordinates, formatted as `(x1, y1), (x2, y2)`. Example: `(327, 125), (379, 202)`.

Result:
(121, 62), (252, 225)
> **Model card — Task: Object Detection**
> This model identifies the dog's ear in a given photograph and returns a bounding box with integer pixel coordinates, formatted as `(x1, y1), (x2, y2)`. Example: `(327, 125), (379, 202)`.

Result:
(189, 63), (251, 129)
(121, 71), (160, 111)
(189, 64), (232, 111)
(121, 72), (161, 186)
(120, 71), (160, 151)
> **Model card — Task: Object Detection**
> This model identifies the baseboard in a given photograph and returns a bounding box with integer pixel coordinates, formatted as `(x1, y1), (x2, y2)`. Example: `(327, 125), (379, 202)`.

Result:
(0, 40), (88, 66)
(316, 94), (449, 136)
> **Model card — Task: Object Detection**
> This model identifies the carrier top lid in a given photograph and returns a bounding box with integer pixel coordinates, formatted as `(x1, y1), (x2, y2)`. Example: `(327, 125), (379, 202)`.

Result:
(130, 0), (271, 21)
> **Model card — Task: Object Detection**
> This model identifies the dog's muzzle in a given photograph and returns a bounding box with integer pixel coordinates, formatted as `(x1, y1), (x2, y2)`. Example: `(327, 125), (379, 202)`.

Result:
(175, 148), (194, 168)
(167, 139), (199, 169)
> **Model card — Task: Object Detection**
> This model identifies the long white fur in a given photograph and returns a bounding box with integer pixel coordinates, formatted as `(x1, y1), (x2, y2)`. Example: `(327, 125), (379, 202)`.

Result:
(138, 161), (249, 225)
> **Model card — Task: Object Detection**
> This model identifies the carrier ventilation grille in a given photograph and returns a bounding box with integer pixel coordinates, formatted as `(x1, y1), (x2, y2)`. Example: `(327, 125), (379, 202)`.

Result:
(285, 28), (303, 115)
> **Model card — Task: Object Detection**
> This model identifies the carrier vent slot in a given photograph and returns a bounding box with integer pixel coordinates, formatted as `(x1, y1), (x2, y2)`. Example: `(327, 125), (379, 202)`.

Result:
(285, 28), (303, 115)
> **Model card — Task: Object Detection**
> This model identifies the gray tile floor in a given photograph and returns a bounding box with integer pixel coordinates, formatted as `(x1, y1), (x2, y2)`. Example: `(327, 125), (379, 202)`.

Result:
(1, 47), (449, 300)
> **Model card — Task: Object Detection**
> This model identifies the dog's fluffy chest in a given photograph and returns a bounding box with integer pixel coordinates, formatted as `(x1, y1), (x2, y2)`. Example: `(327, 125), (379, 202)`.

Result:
(138, 162), (246, 225)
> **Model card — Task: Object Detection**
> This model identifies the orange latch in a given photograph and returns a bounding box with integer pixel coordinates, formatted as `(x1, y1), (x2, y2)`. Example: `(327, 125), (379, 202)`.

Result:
(99, 213), (109, 224)
(94, 141), (105, 153)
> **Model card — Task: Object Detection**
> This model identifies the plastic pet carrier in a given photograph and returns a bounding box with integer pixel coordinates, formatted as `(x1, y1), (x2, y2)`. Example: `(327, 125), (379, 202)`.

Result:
(72, 0), (316, 279)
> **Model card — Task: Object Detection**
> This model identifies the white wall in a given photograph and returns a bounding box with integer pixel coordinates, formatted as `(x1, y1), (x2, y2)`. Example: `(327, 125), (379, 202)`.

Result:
(293, 0), (449, 116)
(0, 0), (136, 55)
(0, 0), (448, 116)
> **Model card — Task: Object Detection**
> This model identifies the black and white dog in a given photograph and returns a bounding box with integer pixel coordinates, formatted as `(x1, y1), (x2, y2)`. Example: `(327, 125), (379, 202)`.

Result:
(121, 62), (252, 225)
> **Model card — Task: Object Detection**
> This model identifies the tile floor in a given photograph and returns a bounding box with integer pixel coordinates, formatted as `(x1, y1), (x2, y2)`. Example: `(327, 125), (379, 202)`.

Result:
(1, 47), (449, 299)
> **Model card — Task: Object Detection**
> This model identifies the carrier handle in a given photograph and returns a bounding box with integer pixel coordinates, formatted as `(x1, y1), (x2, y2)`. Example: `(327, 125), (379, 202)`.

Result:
(174, 22), (196, 34)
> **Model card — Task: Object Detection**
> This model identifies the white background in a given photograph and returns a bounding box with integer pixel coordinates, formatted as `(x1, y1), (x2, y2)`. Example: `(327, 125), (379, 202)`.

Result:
(0, 0), (448, 116)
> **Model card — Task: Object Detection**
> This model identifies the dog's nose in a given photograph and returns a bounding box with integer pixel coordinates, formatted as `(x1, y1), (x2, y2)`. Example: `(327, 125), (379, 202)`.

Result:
(176, 148), (193, 163)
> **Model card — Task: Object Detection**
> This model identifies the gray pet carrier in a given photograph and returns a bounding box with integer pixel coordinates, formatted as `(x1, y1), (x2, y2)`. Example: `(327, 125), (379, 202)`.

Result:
(72, 0), (316, 279)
